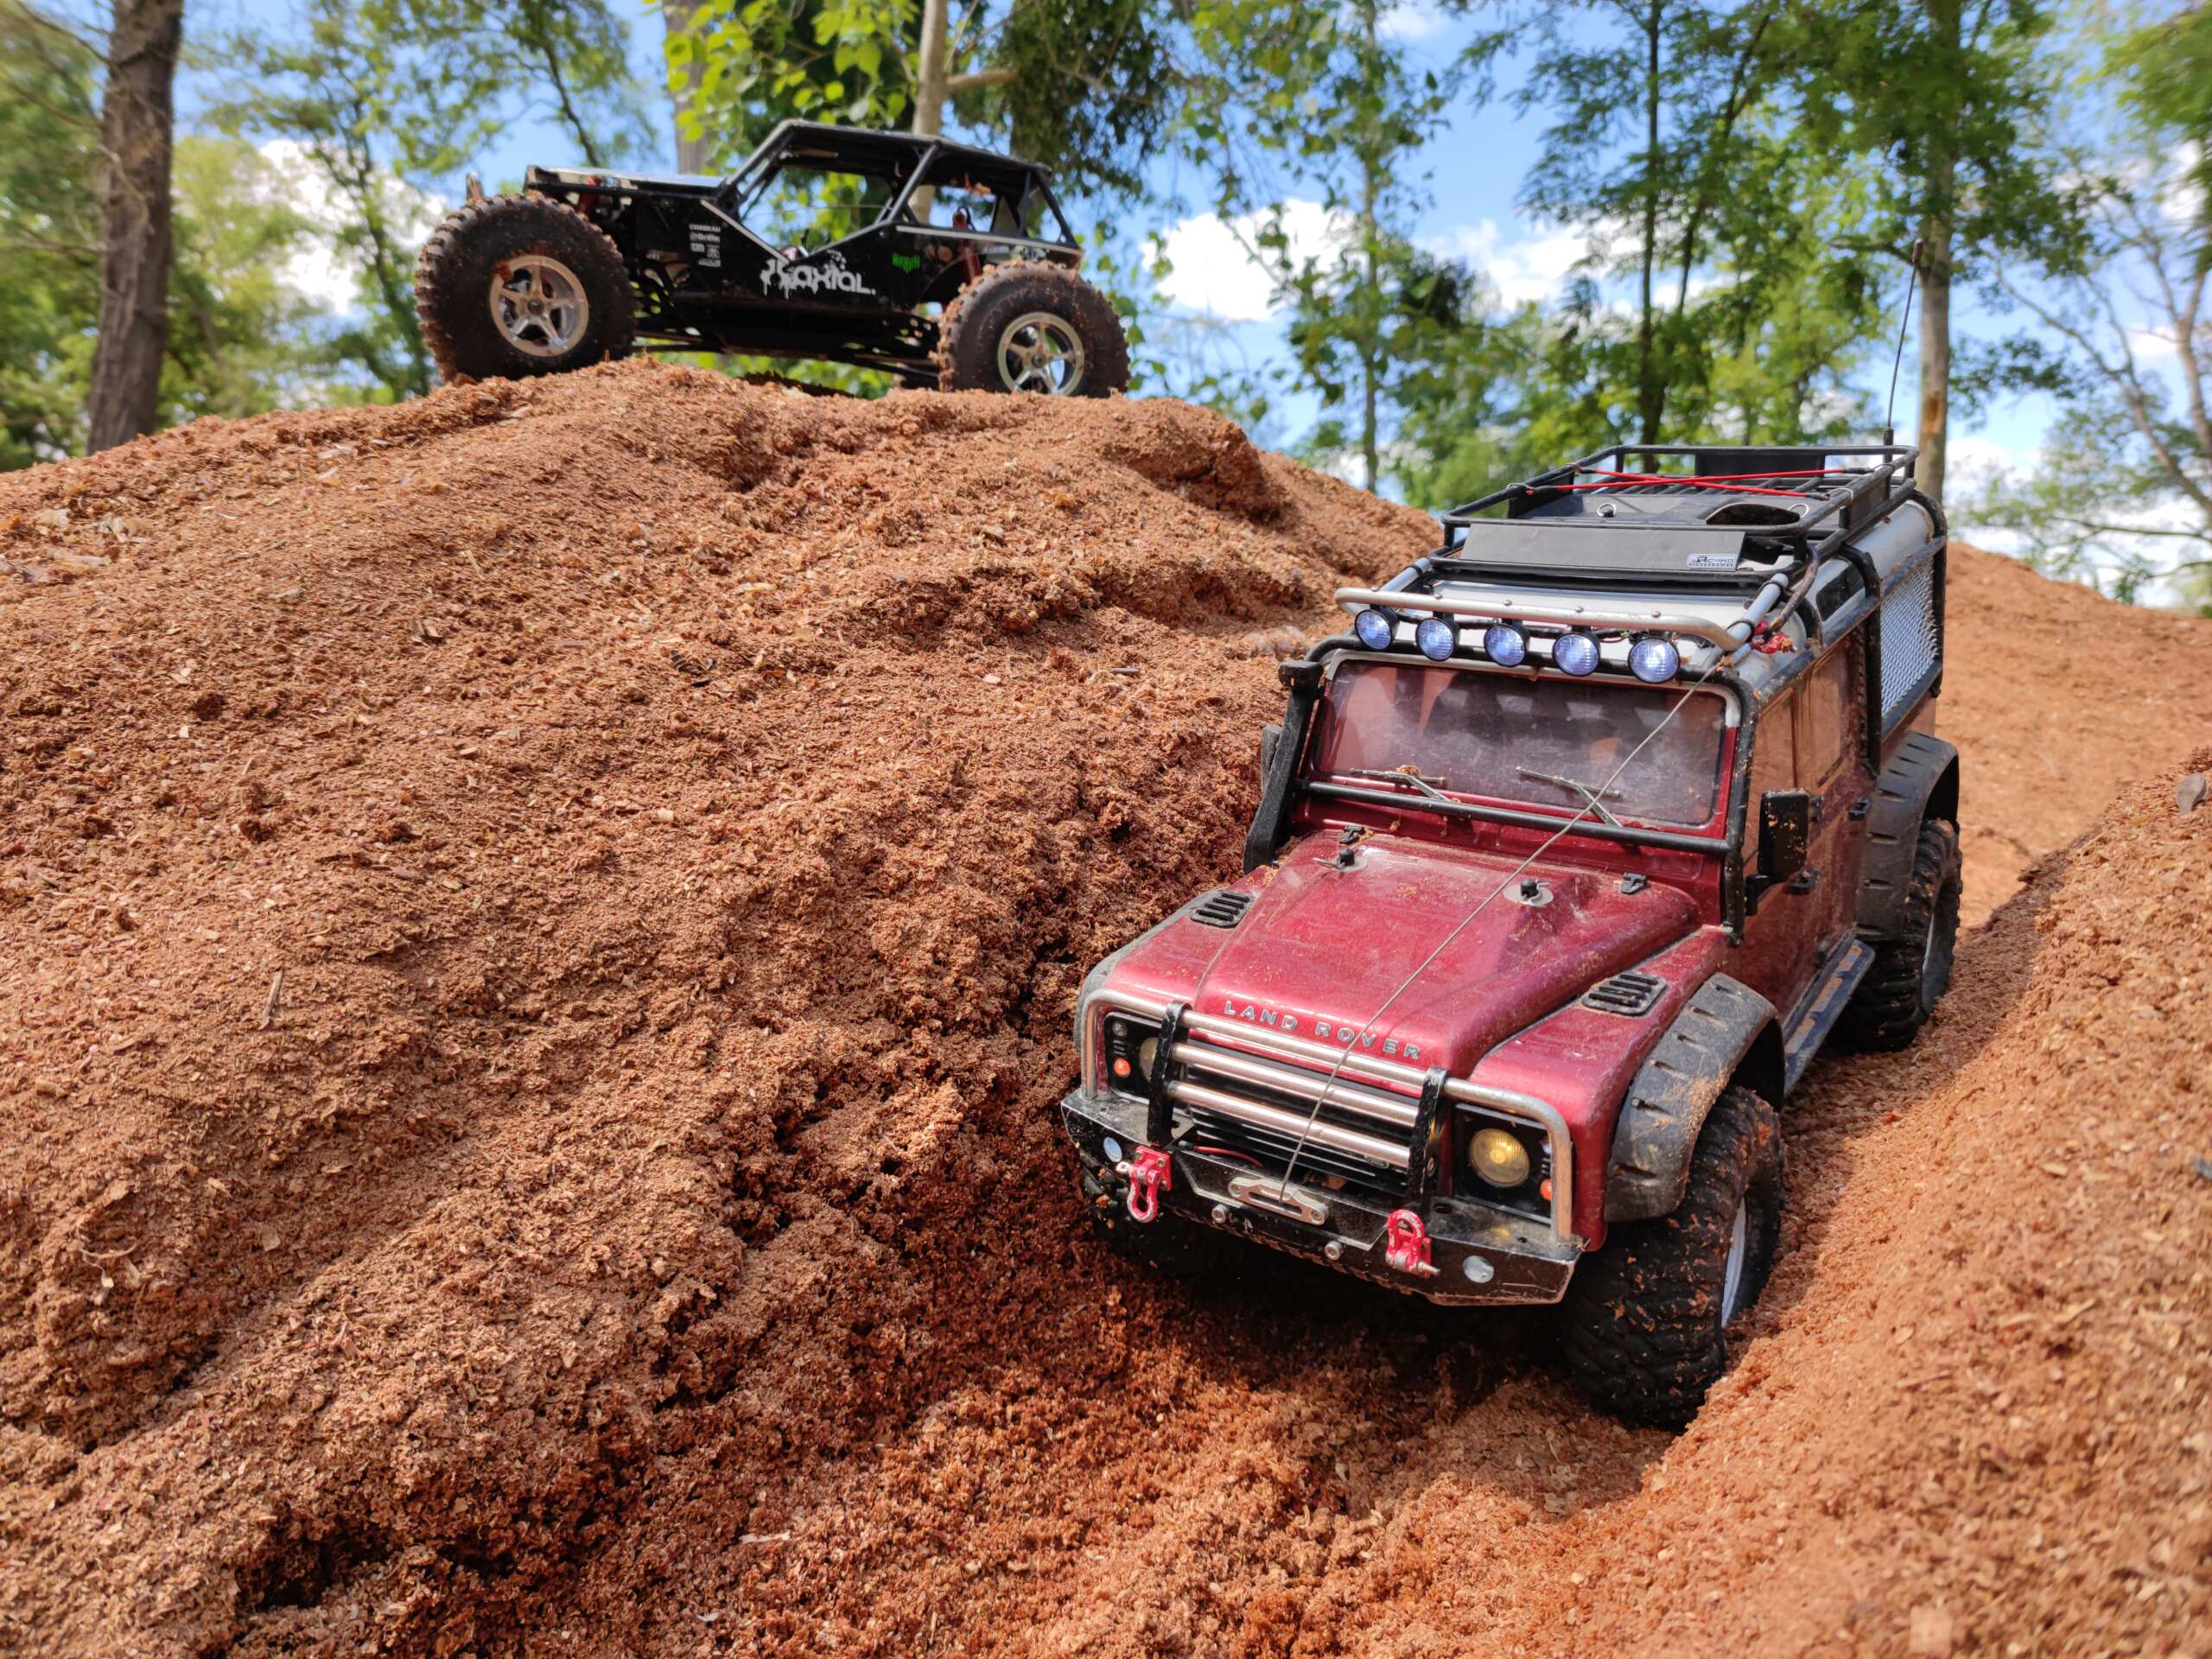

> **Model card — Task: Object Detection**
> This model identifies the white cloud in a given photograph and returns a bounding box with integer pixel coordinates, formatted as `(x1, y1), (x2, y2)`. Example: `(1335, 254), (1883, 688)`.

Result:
(2126, 324), (2182, 365)
(1421, 218), (1601, 306)
(1379, 0), (1452, 41)
(255, 138), (448, 315)
(1154, 198), (1352, 322)
(1943, 434), (2031, 493)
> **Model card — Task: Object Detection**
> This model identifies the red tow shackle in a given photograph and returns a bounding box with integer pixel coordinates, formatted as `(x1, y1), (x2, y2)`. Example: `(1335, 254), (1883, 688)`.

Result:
(1383, 1208), (1437, 1276)
(1124, 1147), (1173, 1224)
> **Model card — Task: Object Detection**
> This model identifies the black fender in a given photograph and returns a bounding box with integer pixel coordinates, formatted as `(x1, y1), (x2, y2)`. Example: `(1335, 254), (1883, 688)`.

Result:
(1603, 974), (1783, 1224)
(1857, 732), (1961, 942)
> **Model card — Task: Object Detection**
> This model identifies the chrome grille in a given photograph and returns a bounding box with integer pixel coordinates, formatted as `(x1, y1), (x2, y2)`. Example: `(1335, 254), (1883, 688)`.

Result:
(1168, 1032), (1417, 1198)
(1079, 991), (1580, 1242)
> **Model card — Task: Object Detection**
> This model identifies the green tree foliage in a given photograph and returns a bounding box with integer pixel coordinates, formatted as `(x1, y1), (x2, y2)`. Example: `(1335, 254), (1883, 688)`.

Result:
(1968, 10), (2212, 608)
(1791, 0), (2067, 501)
(668, 0), (1172, 190)
(211, 0), (652, 400)
(0, 1), (340, 467)
(1260, 0), (1469, 491)
(1479, 0), (1891, 456)
(165, 138), (340, 421)
(0, 0), (101, 467)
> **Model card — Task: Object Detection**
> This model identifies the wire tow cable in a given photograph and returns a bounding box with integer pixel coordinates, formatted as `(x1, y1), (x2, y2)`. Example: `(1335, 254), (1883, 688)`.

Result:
(1272, 658), (1730, 1214)
(1124, 1147), (1172, 1224)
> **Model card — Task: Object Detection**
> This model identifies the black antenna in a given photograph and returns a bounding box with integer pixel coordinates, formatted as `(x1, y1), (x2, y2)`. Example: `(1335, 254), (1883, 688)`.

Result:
(1883, 238), (1923, 448)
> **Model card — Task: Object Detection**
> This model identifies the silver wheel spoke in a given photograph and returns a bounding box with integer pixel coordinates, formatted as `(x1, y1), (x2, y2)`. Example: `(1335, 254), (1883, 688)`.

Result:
(1719, 1201), (1748, 1324)
(489, 255), (592, 358)
(995, 310), (1084, 395)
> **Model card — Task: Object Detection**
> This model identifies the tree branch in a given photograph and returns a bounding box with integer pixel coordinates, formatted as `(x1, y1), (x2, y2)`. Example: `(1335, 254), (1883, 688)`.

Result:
(944, 67), (1016, 94)
(515, 1), (606, 168)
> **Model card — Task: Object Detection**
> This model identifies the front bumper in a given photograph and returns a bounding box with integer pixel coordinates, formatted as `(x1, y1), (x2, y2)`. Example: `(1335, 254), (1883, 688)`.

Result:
(1062, 1090), (1580, 1306)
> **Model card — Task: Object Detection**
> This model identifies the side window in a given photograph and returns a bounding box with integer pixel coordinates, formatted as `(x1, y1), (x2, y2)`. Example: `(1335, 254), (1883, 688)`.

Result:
(1793, 641), (1860, 786)
(743, 166), (893, 252)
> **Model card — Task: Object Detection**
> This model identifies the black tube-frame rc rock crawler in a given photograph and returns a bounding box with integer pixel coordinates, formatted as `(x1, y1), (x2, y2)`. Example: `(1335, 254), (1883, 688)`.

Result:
(413, 120), (1129, 397)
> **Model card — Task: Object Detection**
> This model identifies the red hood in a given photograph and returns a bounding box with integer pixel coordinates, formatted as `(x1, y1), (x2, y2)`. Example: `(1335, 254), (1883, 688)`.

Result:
(1113, 833), (1698, 1077)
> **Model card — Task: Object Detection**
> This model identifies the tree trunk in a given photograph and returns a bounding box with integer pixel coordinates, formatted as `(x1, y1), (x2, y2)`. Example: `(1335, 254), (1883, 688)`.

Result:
(1914, 0), (1961, 503)
(1915, 224), (1951, 502)
(662, 0), (713, 173)
(86, 0), (183, 454)
(1636, 0), (1665, 446)
(1359, 0), (1380, 493)
(915, 0), (952, 137)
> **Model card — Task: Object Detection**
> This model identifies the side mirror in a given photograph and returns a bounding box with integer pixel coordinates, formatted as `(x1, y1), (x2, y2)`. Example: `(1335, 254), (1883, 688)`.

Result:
(1257, 724), (1282, 788)
(1758, 790), (1812, 881)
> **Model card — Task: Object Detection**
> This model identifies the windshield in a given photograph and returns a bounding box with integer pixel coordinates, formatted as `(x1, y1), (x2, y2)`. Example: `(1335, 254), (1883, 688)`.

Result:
(1306, 661), (1730, 829)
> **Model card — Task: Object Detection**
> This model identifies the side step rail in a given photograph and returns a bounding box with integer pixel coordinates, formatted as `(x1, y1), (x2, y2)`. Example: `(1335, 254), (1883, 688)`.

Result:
(1783, 938), (1874, 1093)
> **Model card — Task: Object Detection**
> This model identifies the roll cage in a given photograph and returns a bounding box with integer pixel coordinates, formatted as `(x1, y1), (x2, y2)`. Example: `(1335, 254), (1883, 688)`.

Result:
(717, 121), (1081, 258)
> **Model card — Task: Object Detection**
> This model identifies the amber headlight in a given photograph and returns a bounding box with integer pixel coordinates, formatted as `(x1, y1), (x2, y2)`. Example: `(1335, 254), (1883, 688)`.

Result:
(1468, 1125), (1532, 1188)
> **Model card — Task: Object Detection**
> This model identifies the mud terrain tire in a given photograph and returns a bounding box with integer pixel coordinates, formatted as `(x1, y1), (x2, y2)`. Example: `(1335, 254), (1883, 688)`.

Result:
(1838, 817), (1961, 1052)
(416, 194), (634, 385)
(937, 262), (1128, 396)
(1562, 1084), (1783, 1429)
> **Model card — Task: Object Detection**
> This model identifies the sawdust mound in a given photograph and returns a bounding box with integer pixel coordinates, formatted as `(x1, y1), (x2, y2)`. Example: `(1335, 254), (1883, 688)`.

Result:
(0, 362), (1425, 1654)
(1, 359), (2209, 1657)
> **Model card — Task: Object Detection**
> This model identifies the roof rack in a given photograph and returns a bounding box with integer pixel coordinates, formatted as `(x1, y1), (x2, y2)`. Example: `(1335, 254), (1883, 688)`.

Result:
(1337, 442), (1920, 671)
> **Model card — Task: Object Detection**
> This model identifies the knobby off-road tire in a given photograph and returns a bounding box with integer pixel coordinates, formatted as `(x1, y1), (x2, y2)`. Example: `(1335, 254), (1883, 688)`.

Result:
(936, 261), (1129, 396)
(1838, 817), (1962, 1052)
(415, 194), (635, 385)
(1562, 1084), (1783, 1429)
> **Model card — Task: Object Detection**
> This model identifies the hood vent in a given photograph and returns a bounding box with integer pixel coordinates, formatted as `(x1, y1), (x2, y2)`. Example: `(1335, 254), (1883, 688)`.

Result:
(1582, 970), (1666, 1017)
(1191, 890), (1255, 930)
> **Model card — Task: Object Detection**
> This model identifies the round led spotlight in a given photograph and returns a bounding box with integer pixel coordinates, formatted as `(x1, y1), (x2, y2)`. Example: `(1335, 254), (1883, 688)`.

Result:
(1414, 616), (1459, 662)
(1353, 607), (1395, 651)
(1629, 634), (1681, 683)
(1467, 1126), (1533, 1188)
(1482, 622), (1529, 667)
(1553, 631), (1600, 677)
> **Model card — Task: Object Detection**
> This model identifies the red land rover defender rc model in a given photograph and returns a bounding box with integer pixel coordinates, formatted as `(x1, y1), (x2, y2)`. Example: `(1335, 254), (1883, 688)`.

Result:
(1058, 444), (1960, 1427)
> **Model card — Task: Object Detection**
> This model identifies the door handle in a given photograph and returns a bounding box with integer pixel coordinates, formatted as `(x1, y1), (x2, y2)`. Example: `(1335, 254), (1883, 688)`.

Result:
(1788, 868), (1821, 894)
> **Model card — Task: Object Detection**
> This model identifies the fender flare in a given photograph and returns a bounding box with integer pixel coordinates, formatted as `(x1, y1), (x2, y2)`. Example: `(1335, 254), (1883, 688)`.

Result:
(1857, 733), (1961, 941)
(1603, 974), (1783, 1224)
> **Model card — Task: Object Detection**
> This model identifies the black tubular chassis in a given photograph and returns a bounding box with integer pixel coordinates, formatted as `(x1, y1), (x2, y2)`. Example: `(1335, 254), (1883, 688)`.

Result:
(519, 121), (1086, 385)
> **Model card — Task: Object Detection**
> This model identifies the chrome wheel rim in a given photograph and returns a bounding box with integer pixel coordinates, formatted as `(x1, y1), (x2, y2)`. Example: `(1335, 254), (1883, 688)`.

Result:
(490, 255), (589, 358)
(996, 311), (1084, 394)
(1719, 1201), (1749, 1325)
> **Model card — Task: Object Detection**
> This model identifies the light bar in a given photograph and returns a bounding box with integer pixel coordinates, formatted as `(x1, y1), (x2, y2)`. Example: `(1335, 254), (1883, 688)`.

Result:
(1553, 631), (1599, 676)
(1353, 607), (1395, 650)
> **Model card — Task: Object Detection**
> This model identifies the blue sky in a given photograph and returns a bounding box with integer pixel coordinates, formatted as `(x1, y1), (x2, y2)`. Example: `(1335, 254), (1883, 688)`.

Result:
(187, 0), (2056, 505)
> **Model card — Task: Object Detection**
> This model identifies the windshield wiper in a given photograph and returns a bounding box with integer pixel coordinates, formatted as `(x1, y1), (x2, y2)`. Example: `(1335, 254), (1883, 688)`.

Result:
(1515, 767), (1625, 829)
(1342, 767), (1453, 805)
